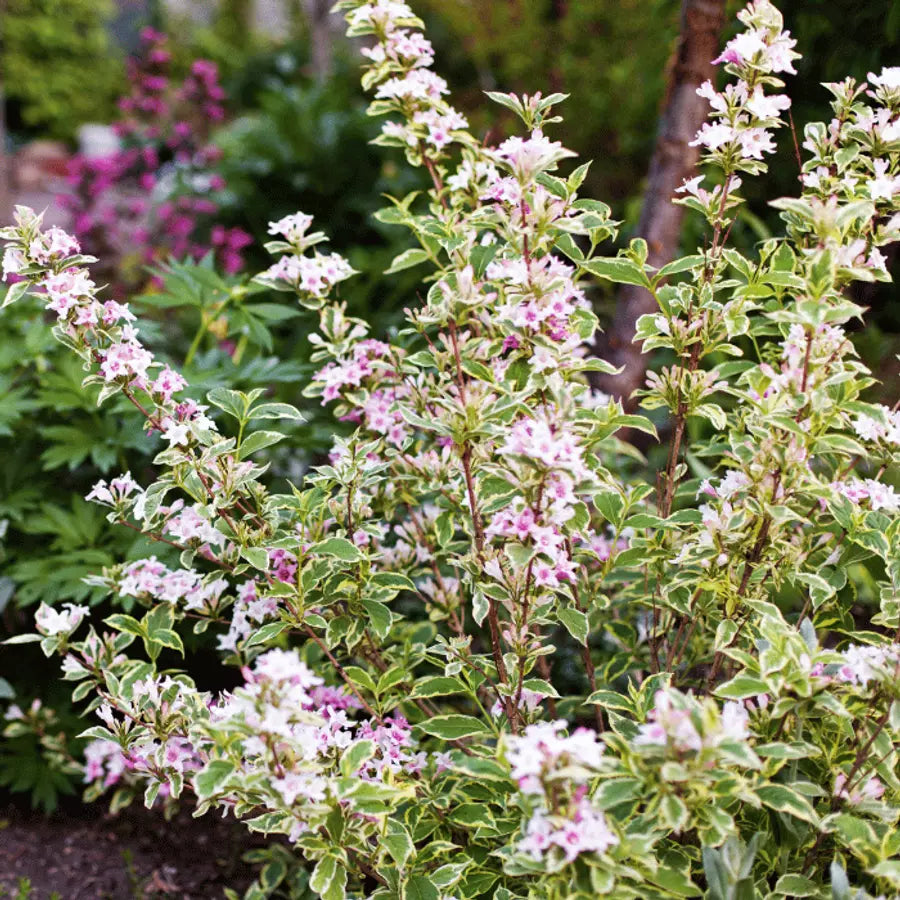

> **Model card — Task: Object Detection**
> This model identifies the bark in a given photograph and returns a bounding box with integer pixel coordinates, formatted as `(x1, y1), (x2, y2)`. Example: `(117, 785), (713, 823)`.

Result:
(0, 84), (10, 227)
(0, 8), (10, 227)
(304, 0), (337, 81)
(595, 0), (725, 405)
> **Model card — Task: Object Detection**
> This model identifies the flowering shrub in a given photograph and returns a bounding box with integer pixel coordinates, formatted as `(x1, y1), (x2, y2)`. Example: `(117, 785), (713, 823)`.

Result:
(0, 250), (323, 809)
(4, 1), (900, 897)
(60, 29), (251, 291)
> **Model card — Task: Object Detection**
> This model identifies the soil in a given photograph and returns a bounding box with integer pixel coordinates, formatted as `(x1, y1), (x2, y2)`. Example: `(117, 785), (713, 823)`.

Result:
(0, 799), (266, 899)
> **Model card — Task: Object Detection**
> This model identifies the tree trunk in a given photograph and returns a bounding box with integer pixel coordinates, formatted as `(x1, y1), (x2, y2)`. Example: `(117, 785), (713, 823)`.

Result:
(595, 0), (725, 405)
(0, 80), (11, 227)
(304, 0), (337, 81)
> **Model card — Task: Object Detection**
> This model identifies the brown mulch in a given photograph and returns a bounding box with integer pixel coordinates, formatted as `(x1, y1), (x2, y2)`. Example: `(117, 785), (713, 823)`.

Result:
(0, 800), (266, 899)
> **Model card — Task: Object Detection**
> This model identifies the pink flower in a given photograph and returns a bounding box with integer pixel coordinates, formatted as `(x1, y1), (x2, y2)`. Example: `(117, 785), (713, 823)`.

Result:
(834, 772), (886, 806)
(1, 247), (25, 281)
(690, 122), (737, 151)
(35, 602), (89, 636)
(494, 129), (576, 182)
(151, 365), (187, 402)
(99, 340), (153, 383)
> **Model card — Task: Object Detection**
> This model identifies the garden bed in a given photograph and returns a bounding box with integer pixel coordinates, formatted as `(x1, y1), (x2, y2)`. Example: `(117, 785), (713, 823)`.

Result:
(0, 799), (262, 899)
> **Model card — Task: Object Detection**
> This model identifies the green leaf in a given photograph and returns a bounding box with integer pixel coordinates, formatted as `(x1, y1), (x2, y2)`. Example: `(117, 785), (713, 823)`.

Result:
(241, 546), (270, 572)
(484, 90), (525, 117)
(259, 859), (287, 891)
(578, 358), (621, 374)
(611, 414), (658, 438)
(716, 674), (768, 699)
(755, 742), (820, 760)
(472, 588), (489, 627)
(149, 628), (184, 655)
(558, 607), (588, 645)
(144, 603), (174, 633)
(868, 861), (900, 887)
(239, 429), (287, 458)
(757, 784), (819, 825)
(248, 402), (306, 422)
(586, 690), (634, 712)
(385, 247), (431, 274)
(384, 821), (415, 867)
(312, 537), (364, 562)
(660, 794), (689, 831)
(581, 256), (650, 287)
(104, 614), (145, 637)
(245, 621), (289, 648)
(657, 255), (706, 279)
(522, 678), (559, 698)
(449, 803), (495, 829)
(431, 860), (472, 888)
(594, 777), (642, 809)
(648, 862), (702, 897)
(410, 676), (468, 699)
(310, 855), (346, 899)
(340, 739), (376, 777)
(371, 572), (416, 592)
(206, 388), (246, 421)
(194, 759), (235, 800)
(416, 715), (490, 741)
(342, 666), (377, 692)
(361, 598), (392, 639)
(403, 875), (440, 900)
(4, 634), (43, 645)
(773, 874), (819, 896)
(1, 280), (30, 308)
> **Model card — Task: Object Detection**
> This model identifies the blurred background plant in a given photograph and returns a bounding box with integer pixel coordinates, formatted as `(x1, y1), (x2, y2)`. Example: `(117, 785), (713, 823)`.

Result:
(0, 0), (897, 818)
(1, 0), (124, 142)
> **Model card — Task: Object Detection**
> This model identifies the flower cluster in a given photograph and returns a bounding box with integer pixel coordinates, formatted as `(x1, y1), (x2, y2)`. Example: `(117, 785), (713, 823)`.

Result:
(314, 338), (393, 403)
(634, 689), (751, 756)
(504, 722), (617, 864)
(835, 643), (900, 687)
(256, 212), (355, 308)
(854, 404), (900, 448)
(690, 0), (797, 168)
(116, 557), (229, 612)
(83, 739), (129, 788)
(345, 0), (468, 161)
(85, 472), (143, 508)
(833, 478), (900, 513)
(215, 581), (278, 652)
(259, 251), (356, 301)
(488, 251), (587, 348)
(833, 772), (886, 806)
(633, 689), (758, 766)
(200, 650), (425, 840)
(0, 208), (216, 451)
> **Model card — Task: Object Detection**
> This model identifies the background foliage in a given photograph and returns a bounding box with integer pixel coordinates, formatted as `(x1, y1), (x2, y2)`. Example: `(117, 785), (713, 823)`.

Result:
(2, 0), (123, 141)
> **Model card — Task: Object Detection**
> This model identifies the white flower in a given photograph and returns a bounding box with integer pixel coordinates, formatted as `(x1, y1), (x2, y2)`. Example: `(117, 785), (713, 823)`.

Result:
(34, 602), (89, 636)
(690, 122), (736, 150)
(494, 129), (577, 182)
(746, 87), (790, 120)
(162, 419), (191, 447)
(739, 127), (776, 159)
(2, 246), (25, 281)
(868, 159), (900, 202)
(868, 66), (900, 90)
(268, 212), (314, 244)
